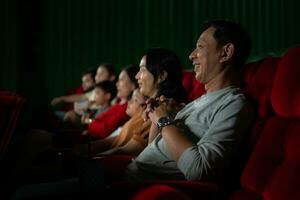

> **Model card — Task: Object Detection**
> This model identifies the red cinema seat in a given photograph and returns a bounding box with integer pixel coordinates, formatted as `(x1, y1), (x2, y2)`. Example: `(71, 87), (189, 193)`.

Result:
(230, 45), (300, 200)
(0, 91), (24, 160)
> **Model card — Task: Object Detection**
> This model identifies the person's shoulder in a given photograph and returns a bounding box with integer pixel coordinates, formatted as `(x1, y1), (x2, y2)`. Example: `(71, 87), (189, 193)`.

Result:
(212, 86), (249, 109)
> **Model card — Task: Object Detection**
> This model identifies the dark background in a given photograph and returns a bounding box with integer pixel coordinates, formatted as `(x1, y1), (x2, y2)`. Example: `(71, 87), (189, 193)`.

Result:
(1, 0), (299, 109)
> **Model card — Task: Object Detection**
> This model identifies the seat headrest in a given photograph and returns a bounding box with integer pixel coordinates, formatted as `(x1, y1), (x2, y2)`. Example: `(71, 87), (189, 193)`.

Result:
(243, 57), (280, 118)
(271, 45), (300, 118)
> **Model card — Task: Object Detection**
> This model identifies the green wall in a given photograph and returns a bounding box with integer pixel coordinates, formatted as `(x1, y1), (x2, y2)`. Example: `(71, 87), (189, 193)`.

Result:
(2, 0), (300, 107)
(1, 0), (17, 91)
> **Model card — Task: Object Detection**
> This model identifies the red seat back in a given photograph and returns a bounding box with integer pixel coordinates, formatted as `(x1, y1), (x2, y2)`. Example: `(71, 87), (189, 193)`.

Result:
(182, 71), (206, 102)
(231, 45), (300, 200)
(242, 57), (280, 146)
(0, 91), (24, 159)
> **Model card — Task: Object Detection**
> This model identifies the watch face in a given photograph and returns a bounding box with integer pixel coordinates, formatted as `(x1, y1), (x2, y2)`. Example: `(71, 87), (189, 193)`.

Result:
(157, 117), (172, 128)
(158, 117), (169, 124)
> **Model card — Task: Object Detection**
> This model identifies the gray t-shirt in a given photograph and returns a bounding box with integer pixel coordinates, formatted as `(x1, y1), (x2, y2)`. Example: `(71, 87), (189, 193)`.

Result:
(126, 86), (254, 182)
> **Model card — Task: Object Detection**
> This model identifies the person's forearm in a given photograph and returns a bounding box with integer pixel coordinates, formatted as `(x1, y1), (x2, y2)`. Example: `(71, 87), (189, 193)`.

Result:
(61, 93), (87, 103)
(161, 125), (194, 161)
(148, 123), (159, 144)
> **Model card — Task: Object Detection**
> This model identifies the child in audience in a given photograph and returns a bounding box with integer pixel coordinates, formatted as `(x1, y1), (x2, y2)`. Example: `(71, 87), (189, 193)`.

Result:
(81, 80), (117, 125)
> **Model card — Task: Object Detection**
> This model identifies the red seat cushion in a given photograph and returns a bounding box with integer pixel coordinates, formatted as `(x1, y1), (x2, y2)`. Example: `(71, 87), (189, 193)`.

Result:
(271, 45), (300, 118)
(243, 57), (280, 119)
(242, 57), (280, 146)
(231, 45), (300, 200)
(239, 117), (300, 200)
(131, 184), (191, 200)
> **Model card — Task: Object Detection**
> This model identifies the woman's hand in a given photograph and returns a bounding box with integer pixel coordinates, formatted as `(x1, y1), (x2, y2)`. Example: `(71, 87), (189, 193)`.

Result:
(147, 95), (185, 124)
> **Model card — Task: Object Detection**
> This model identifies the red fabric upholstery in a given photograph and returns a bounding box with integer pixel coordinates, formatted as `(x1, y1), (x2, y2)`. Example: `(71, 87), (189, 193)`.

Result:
(110, 180), (218, 200)
(243, 57), (280, 119)
(0, 91), (24, 159)
(271, 45), (300, 118)
(242, 57), (280, 145)
(182, 71), (206, 102)
(236, 117), (300, 200)
(131, 184), (191, 200)
(230, 45), (300, 200)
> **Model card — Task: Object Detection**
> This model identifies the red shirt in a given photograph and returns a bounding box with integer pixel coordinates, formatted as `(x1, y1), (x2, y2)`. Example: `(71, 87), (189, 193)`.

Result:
(88, 102), (129, 139)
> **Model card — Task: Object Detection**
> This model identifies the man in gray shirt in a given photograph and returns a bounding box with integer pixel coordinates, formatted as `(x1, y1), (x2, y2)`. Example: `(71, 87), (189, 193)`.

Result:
(126, 20), (254, 183)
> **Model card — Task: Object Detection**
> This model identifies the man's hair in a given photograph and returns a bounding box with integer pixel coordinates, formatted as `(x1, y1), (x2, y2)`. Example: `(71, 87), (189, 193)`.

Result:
(95, 80), (117, 102)
(204, 19), (252, 68)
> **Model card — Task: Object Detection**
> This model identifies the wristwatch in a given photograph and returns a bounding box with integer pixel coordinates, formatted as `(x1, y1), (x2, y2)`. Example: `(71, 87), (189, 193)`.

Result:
(157, 116), (175, 129)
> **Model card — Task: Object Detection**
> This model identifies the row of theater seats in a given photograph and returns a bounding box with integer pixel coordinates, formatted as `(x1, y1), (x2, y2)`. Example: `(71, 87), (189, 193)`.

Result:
(100, 45), (300, 200)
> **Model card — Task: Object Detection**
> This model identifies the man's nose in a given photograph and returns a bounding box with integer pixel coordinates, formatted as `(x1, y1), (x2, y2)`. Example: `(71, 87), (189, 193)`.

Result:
(189, 50), (195, 61)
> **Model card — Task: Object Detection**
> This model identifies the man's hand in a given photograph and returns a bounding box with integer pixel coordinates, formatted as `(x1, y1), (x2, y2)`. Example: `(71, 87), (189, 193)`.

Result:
(51, 97), (63, 106)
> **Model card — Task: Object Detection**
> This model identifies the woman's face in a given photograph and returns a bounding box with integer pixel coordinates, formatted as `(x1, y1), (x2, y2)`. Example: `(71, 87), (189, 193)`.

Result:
(135, 56), (158, 97)
(116, 70), (135, 100)
(126, 89), (145, 117)
(95, 66), (110, 84)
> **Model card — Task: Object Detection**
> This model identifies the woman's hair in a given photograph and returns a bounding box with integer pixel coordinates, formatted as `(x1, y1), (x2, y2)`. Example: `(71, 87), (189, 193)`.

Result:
(99, 63), (117, 78)
(122, 64), (139, 89)
(144, 47), (188, 103)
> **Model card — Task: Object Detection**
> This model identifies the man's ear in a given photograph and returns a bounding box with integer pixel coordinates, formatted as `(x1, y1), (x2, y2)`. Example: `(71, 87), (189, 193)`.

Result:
(220, 43), (234, 63)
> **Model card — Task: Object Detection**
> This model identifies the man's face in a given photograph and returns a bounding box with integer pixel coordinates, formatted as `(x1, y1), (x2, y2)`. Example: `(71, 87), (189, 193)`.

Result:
(189, 27), (223, 84)
(81, 74), (95, 91)
(94, 87), (106, 105)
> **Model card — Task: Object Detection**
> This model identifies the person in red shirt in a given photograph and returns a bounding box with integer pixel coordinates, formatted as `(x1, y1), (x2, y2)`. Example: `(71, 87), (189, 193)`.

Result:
(85, 64), (139, 139)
